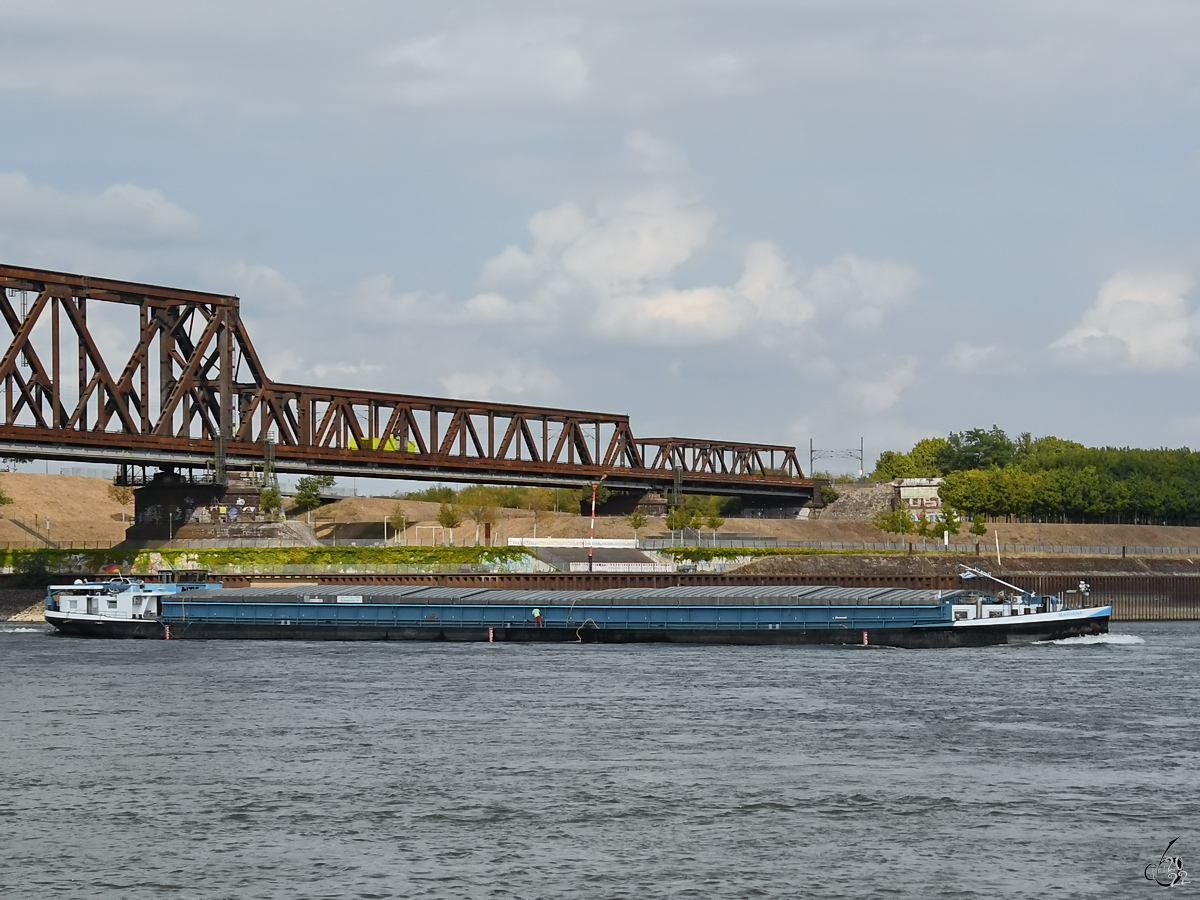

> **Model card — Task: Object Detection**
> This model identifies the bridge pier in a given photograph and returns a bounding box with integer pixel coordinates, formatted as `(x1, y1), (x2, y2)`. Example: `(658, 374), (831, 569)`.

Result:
(126, 469), (291, 543)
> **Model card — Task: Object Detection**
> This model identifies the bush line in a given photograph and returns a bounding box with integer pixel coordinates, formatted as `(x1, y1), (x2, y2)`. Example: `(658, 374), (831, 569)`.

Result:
(1, 545), (532, 575)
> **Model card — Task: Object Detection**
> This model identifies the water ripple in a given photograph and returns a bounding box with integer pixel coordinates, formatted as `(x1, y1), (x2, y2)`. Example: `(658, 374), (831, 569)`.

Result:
(0, 622), (1196, 899)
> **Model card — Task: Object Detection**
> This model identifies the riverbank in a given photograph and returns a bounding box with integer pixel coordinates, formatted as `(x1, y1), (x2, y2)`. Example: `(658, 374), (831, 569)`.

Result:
(11, 469), (1200, 552)
(0, 589), (45, 622)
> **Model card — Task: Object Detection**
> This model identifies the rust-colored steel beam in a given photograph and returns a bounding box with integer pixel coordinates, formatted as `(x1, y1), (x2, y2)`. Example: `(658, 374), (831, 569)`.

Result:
(0, 263), (816, 501)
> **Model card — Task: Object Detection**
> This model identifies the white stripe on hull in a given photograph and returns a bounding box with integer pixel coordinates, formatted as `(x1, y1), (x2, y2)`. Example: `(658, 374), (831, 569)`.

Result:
(948, 605), (1111, 628)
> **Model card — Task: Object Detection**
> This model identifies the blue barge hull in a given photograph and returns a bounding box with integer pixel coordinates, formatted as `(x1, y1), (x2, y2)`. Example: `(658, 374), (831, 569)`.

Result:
(49, 619), (1107, 647)
(45, 581), (1113, 647)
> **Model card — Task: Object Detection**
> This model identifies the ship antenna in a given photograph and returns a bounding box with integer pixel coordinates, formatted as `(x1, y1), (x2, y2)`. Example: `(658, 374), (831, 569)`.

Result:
(957, 564), (1028, 595)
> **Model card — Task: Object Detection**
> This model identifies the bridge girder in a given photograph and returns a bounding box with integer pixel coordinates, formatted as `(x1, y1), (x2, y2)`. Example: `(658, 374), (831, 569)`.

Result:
(0, 264), (815, 502)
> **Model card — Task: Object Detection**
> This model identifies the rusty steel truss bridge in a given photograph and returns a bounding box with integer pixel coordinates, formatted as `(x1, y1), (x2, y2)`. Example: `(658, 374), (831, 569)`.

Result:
(0, 264), (815, 503)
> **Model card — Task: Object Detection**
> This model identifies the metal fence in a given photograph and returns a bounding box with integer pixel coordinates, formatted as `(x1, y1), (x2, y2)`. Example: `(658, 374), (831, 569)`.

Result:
(0, 541), (122, 550)
(641, 537), (1200, 557)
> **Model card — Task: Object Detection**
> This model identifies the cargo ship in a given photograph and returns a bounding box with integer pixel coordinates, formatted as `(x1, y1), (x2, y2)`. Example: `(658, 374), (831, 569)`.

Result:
(42, 567), (1111, 648)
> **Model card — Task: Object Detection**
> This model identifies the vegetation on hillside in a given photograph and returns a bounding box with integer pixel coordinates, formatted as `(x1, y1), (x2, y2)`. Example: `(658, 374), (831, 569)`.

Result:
(405, 484), (586, 513)
(664, 495), (735, 533)
(871, 506), (961, 537)
(662, 547), (905, 562)
(0, 545), (533, 577)
(872, 427), (1200, 523)
(402, 482), (739, 518)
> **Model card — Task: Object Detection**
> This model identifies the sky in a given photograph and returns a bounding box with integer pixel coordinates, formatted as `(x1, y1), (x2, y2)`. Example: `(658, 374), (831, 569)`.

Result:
(2, 1), (1200, 478)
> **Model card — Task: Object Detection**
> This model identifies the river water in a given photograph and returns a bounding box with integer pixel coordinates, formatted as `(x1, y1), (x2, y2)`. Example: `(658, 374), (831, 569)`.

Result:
(1, 622), (1197, 899)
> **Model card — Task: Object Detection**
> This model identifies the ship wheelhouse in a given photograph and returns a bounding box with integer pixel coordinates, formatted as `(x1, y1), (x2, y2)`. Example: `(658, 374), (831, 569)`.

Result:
(48, 582), (164, 621)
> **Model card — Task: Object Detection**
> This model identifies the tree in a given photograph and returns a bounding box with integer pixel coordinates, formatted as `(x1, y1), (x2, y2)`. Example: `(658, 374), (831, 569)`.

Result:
(527, 487), (554, 538)
(871, 450), (917, 481)
(941, 506), (961, 537)
(579, 482), (611, 511)
(626, 509), (648, 540)
(259, 485), (282, 519)
(436, 502), (462, 545)
(870, 438), (949, 481)
(703, 497), (725, 545)
(293, 474), (336, 514)
(553, 487), (581, 514)
(477, 504), (500, 545)
(387, 503), (409, 545)
(939, 469), (1001, 516)
(909, 437), (951, 476)
(108, 483), (134, 523)
(936, 426), (1017, 472)
(871, 508), (915, 535)
(665, 506), (695, 532)
(405, 485), (457, 503)
(970, 513), (988, 537)
(914, 512), (932, 538)
(870, 429), (1200, 524)
(460, 486), (499, 546)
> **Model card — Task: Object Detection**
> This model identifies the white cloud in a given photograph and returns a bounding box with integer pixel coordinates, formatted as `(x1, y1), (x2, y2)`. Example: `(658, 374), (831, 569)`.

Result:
(843, 357), (919, 413)
(1, 3), (1197, 131)
(0, 171), (200, 276)
(1050, 272), (1198, 372)
(375, 29), (588, 105)
(467, 177), (919, 346)
(343, 274), (445, 327)
(737, 241), (817, 329)
(470, 187), (733, 341)
(625, 131), (689, 174)
(463, 291), (546, 325)
(441, 361), (560, 400)
(311, 361), (383, 379)
(805, 254), (921, 329)
(215, 261), (305, 310)
(0, 171), (197, 244)
(591, 286), (744, 344)
(943, 342), (1023, 374)
(560, 189), (716, 288)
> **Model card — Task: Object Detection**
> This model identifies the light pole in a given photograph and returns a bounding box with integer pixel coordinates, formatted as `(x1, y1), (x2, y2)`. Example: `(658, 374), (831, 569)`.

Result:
(588, 482), (598, 573)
